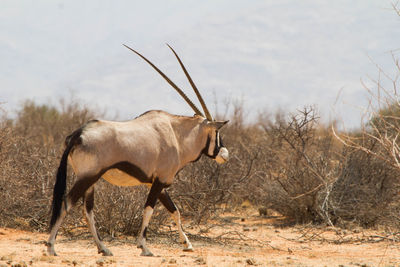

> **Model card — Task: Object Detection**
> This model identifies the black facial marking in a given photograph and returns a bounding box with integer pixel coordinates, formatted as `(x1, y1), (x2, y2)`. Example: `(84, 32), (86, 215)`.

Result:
(202, 135), (215, 159)
(158, 190), (177, 213)
(212, 131), (220, 157)
(143, 227), (148, 239)
(201, 131), (224, 159)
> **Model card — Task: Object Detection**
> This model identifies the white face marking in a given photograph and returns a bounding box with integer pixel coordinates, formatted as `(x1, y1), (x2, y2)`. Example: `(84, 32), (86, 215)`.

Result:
(215, 147), (229, 164)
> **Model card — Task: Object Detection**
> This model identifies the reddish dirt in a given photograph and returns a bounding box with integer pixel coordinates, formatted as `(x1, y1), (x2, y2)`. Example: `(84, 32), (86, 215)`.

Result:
(0, 209), (399, 266)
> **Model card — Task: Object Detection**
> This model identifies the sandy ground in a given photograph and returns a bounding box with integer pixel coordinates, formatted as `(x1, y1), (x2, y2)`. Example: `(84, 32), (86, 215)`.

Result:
(0, 209), (399, 267)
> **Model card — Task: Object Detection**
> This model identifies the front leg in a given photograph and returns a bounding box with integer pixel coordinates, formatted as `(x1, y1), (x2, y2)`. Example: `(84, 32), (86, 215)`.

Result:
(137, 178), (165, 256)
(158, 189), (193, 251)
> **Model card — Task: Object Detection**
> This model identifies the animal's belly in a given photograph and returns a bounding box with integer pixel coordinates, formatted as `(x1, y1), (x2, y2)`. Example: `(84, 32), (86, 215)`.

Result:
(102, 169), (144, 186)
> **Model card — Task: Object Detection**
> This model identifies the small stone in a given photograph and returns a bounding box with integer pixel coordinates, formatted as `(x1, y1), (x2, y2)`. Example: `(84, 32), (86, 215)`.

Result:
(246, 258), (256, 265)
(259, 207), (268, 216)
(72, 260), (78, 266)
(11, 262), (27, 267)
(0, 255), (12, 261)
(195, 257), (206, 265)
(243, 227), (250, 232)
(169, 258), (177, 264)
(96, 258), (105, 266)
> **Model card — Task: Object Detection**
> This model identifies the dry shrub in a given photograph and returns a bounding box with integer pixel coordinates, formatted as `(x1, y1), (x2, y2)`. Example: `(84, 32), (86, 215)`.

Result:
(332, 49), (400, 228)
(1, 96), (400, 236)
(331, 145), (399, 228)
(255, 104), (399, 228)
(0, 100), (97, 230)
(256, 107), (342, 224)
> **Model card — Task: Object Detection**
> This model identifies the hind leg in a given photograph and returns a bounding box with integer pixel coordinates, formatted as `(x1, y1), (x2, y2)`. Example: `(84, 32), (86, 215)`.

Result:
(47, 200), (70, 256)
(47, 175), (100, 256)
(83, 186), (113, 256)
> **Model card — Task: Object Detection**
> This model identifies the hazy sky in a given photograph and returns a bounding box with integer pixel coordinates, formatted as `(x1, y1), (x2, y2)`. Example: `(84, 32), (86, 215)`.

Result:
(1, 0), (399, 127)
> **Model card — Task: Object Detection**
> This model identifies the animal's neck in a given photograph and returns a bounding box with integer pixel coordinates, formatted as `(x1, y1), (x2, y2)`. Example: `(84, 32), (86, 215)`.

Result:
(171, 116), (208, 167)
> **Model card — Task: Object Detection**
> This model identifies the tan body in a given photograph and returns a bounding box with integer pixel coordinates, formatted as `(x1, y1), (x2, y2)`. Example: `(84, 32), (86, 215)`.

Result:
(70, 111), (209, 186)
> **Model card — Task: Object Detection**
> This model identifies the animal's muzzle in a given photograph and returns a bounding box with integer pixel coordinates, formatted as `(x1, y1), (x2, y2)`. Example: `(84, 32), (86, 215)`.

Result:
(215, 147), (229, 164)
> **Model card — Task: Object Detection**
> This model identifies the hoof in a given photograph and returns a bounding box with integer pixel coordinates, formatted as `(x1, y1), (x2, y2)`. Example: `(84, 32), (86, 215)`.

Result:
(48, 251), (58, 256)
(140, 251), (154, 257)
(99, 248), (113, 256)
(183, 247), (194, 252)
(46, 245), (57, 256)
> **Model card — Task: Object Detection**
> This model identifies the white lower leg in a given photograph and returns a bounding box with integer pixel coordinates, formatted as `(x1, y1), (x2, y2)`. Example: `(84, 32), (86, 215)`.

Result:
(84, 187), (112, 256)
(85, 210), (112, 256)
(137, 206), (154, 256)
(171, 210), (193, 251)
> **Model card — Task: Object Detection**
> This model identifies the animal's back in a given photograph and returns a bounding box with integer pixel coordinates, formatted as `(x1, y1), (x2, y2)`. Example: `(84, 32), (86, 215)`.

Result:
(68, 110), (180, 186)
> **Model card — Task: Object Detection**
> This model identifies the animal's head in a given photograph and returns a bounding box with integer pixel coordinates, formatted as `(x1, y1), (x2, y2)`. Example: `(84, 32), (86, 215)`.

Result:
(203, 120), (229, 164)
(124, 44), (229, 164)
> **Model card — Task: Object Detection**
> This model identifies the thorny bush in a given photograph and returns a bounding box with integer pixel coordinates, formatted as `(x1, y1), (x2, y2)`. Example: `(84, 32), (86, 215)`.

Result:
(1, 99), (400, 238)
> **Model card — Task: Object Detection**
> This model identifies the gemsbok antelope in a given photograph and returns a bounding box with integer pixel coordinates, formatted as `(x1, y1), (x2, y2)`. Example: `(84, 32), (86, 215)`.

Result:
(47, 44), (229, 257)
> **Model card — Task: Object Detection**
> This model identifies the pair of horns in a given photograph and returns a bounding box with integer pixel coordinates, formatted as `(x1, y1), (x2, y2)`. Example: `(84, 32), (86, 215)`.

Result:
(123, 44), (213, 121)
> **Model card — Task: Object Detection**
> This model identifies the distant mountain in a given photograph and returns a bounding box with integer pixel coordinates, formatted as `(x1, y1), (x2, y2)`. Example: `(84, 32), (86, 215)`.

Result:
(1, 1), (399, 127)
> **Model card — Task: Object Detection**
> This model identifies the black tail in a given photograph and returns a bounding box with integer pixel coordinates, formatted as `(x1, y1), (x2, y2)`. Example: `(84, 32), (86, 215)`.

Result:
(49, 128), (82, 229)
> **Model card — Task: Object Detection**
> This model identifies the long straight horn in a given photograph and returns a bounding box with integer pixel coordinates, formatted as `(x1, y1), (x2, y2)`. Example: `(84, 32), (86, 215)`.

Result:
(166, 44), (213, 121)
(123, 44), (204, 117)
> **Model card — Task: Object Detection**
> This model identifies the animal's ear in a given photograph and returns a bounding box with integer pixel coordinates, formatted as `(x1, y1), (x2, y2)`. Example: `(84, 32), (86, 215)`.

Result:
(208, 120), (229, 130)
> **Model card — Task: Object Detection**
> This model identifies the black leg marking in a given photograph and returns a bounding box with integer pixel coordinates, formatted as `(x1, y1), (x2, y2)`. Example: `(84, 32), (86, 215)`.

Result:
(143, 227), (148, 239)
(144, 178), (165, 208)
(84, 187), (95, 213)
(158, 190), (177, 213)
(84, 189), (101, 241)
(137, 178), (166, 257)
(83, 187), (113, 256)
